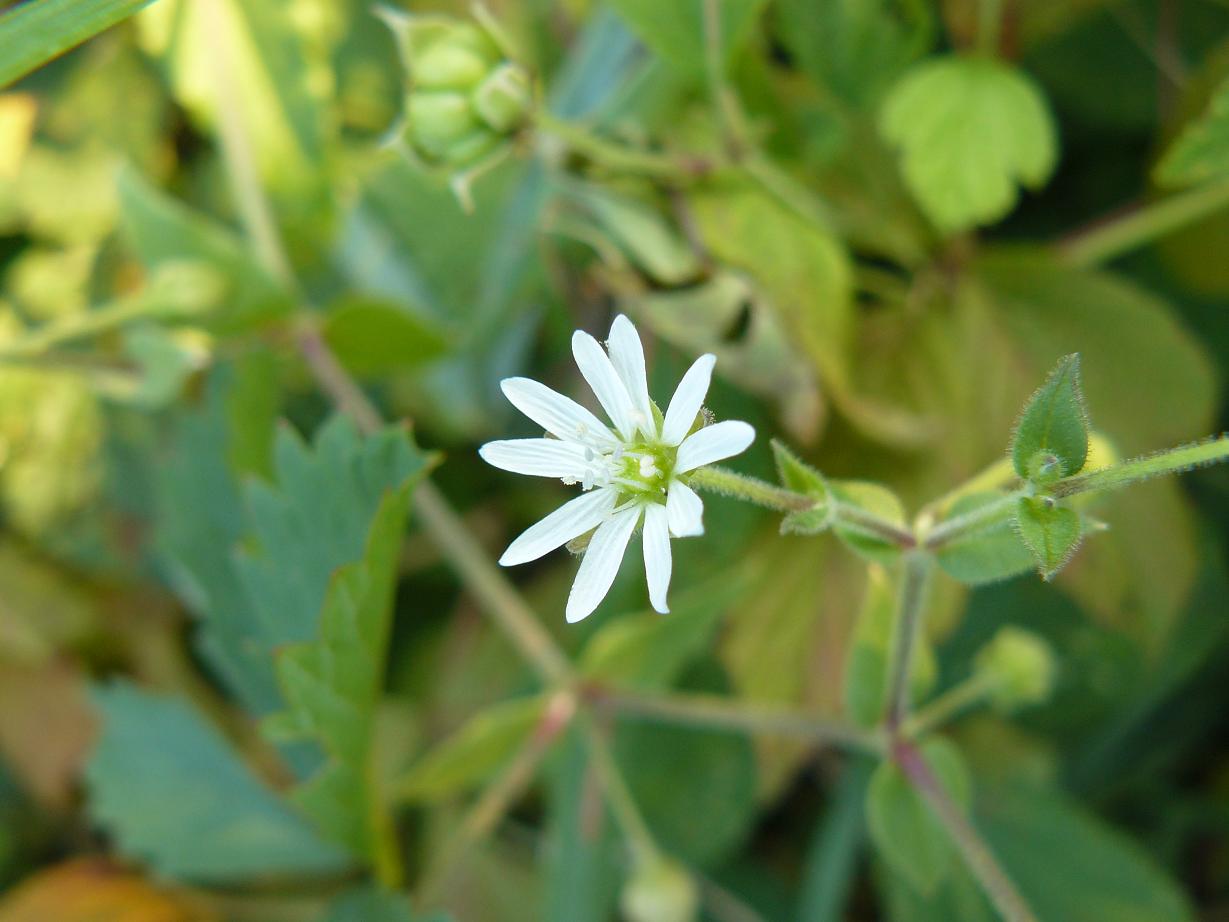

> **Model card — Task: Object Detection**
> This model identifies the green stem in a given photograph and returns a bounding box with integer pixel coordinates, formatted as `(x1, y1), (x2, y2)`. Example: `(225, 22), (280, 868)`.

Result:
(687, 466), (917, 548)
(921, 490), (1023, 550)
(1053, 435), (1229, 499)
(1060, 177), (1229, 267)
(977, 0), (1003, 55)
(0, 294), (156, 360)
(535, 110), (714, 181)
(884, 552), (933, 730)
(895, 741), (1038, 922)
(903, 673), (996, 739)
(600, 690), (885, 755)
(582, 717), (660, 864)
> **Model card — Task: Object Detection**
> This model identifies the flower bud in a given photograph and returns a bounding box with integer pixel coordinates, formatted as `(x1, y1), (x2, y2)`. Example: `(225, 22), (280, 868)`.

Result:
(413, 29), (495, 90)
(472, 62), (533, 133)
(620, 857), (699, 922)
(974, 626), (1055, 712)
(406, 92), (482, 160)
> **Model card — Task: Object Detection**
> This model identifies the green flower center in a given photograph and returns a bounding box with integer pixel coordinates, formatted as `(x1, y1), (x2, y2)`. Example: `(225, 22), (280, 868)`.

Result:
(616, 441), (676, 500)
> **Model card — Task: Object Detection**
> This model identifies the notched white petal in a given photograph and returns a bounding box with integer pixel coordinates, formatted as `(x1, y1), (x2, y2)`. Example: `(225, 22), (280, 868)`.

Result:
(500, 377), (617, 448)
(666, 480), (705, 537)
(572, 330), (637, 440)
(661, 354), (716, 446)
(499, 487), (618, 567)
(565, 504), (641, 623)
(479, 438), (593, 479)
(607, 315), (654, 436)
(675, 420), (756, 473)
(642, 502), (672, 614)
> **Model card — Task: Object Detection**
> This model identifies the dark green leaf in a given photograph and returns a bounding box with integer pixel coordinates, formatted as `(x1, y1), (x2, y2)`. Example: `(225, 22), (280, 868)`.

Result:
(866, 739), (971, 894)
(267, 478), (421, 858)
(1014, 497), (1082, 580)
(1010, 353), (1089, 480)
(85, 682), (349, 882)
(0, 0), (157, 89)
(322, 296), (451, 378)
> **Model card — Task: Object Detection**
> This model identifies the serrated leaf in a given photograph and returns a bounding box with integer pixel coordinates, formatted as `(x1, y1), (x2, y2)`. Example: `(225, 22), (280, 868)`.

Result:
(1014, 497), (1082, 580)
(85, 682), (349, 882)
(1156, 75), (1229, 188)
(843, 566), (935, 727)
(158, 396), (433, 727)
(118, 169), (293, 333)
(935, 493), (1035, 586)
(880, 56), (1057, 232)
(267, 476), (420, 859)
(322, 885), (453, 922)
(1010, 353), (1089, 479)
(829, 480), (907, 565)
(608, 0), (766, 79)
(867, 739), (971, 894)
(392, 696), (545, 804)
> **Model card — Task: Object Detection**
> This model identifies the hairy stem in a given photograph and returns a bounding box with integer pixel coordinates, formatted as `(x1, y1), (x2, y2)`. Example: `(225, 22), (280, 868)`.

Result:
(921, 490), (1023, 550)
(535, 110), (713, 181)
(895, 741), (1039, 922)
(1053, 435), (1229, 498)
(1060, 177), (1229, 267)
(884, 552), (933, 730)
(599, 690), (885, 755)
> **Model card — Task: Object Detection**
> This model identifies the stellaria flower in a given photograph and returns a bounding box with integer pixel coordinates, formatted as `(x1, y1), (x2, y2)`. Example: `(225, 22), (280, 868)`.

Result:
(480, 315), (755, 623)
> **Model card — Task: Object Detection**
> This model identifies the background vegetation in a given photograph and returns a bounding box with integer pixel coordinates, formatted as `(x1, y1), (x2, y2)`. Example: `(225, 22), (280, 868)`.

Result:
(0, 0), (1227, 920)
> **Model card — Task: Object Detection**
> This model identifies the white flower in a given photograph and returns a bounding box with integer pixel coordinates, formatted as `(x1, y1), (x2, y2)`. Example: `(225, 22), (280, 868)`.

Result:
(480, 315), (755, 623)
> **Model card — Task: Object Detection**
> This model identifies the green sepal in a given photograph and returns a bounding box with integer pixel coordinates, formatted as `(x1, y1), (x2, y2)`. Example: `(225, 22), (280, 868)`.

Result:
(1010, 354), (1090, 481)
(1014, 496), (1082, 580)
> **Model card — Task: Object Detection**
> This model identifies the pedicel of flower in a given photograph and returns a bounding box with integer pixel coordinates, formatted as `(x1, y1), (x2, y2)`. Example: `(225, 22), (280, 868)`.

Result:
(479, 315), (756, 623)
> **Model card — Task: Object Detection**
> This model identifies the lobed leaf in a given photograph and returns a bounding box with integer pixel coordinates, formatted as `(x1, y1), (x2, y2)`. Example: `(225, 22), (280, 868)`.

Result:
(880, 56), (1057, 233)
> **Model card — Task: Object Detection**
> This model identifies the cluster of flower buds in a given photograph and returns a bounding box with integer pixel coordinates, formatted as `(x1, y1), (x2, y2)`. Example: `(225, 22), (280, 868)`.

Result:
(382, 9), (533, 171)
(974, 626), (1056, 712)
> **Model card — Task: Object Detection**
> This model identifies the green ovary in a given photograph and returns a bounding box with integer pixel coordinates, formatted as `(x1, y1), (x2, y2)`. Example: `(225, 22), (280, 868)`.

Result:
(616, 442), (676, 500)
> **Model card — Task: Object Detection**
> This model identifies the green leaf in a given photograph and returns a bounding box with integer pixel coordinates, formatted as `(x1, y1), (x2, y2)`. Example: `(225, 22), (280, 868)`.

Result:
(118, 168), (294, 333)
(85, 681), (349, 882)
(158, 398), (433, 725)
(391, 695), (546, 804)
(564, 182), (702, 286)
(880, 55), (1057, 232)
(979, 783), (1196, 922)
(935, 493), (1035, 586)
(691, 187), (853, 403)
(0, 0), (157, 89)
(322, 886), (453, 922)
(829, 480), (907, 565)
(1010, 353), (1089, 480)
(1156, 75), (1229, 188)
(608, 0), (767, 79)
(266, 476), (421, 859)
(322, 296), (451, 379)
(797, 758), (873, 921)
(1014, 497), (1082, 580)
(866, 739), (971, 894)
(843, 566), (935, 727)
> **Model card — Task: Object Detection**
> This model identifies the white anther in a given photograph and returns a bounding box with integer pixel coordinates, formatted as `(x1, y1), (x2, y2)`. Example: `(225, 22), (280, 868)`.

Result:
(639, 456), (658, 478)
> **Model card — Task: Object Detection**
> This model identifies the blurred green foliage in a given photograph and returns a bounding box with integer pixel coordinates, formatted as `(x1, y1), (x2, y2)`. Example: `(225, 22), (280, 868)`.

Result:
(0, 1), (1228, 921)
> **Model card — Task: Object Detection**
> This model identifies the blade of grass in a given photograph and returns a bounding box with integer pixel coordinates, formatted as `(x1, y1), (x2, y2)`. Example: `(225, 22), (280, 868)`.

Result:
(0, 0), (158, 88)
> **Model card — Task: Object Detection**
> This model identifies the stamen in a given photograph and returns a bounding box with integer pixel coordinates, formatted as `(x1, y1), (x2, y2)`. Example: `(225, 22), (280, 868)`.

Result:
(639, 456), (658, 478)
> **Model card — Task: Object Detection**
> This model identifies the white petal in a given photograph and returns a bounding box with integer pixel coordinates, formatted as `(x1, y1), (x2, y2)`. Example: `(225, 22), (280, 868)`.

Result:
(565, 504), (641, 623)
(500, 377), (618, 449)
(666, 480), (704, 537)
(607, 315), (654, 436)
(675, 420), (756, 473)
(499, 487), (618, 566)
(642, 503), (672, 614)
(572, 330), (638, 441)
(661, 354), (716, 446)
(479, 438), (594, 479)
